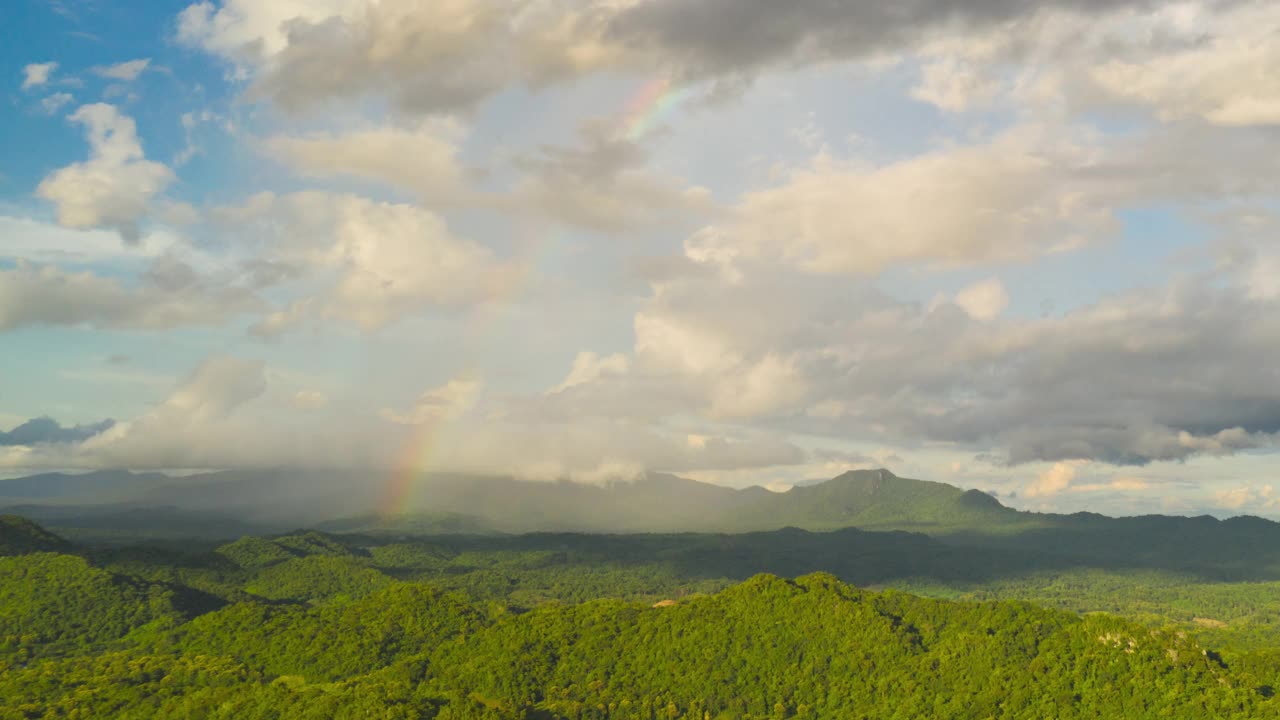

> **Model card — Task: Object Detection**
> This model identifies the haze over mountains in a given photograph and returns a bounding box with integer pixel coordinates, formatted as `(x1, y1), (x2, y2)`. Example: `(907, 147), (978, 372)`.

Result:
(5, 468), (1279, 579)
(0, 467), (1084, 534)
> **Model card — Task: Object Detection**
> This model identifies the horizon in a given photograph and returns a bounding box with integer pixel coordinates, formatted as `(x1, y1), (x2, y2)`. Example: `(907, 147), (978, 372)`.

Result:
(1, 464), (1271, 523)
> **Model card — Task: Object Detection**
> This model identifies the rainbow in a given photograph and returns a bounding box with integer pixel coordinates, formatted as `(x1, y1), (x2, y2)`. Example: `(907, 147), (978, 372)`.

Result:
(377, 233), (544, 521)
(620, 75), (694, 141)
(378, 76), (695, 522)
(379, 383), (476, 519)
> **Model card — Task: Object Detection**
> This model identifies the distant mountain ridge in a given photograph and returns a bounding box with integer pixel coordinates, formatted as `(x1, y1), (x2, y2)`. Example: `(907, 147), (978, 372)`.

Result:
(0, 467), (1003, 535)
(4, 466), (1278, 579)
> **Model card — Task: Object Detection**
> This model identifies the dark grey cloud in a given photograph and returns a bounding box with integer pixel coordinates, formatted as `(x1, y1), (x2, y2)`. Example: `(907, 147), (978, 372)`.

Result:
(189, 0), (1189, 115)
(0, 417), (115, 446)
(607, 0), (1165, 78)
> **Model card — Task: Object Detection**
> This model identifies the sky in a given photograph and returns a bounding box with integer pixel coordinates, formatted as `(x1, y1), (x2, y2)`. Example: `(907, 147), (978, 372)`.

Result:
(3, 0), (1280, 516)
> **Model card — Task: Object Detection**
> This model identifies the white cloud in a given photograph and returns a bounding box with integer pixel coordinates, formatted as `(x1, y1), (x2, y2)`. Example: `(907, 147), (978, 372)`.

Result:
(292, 390), (329, 411)
(40, 92), (73, 114)
(381, 376), (482, 425)
(157, 356), (267, 425)
(551, 352), (630, 393)
(1214, 483), (1280, 512)
(263, 121), (466, 204)
(91, 59), (151, 82)
(22, 62), (57, 89)
(954, 278), (1009, 321)
(217, 192), (516, 329)
(36, 104), (174, 243)
(1089, 3), (1280, 126)
(1025, 460), (1084, 497)
(686, 124), (1115, 275)
(911, 57), (1000, 112)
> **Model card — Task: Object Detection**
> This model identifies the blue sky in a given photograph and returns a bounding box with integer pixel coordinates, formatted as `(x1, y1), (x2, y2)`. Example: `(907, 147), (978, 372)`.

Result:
(3, 0), (1280, 516)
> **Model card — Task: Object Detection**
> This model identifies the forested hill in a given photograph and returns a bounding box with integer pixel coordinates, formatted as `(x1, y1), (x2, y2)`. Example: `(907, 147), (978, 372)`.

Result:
(4, 534), (1278, 719)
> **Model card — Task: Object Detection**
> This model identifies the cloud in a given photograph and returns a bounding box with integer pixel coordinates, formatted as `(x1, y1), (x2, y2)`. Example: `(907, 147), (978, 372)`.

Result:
(247, 298), (315, 340)
(1214, 483), (1280, 512)
(381, 376), (482, 426)
(1025, 460), (1084, 497)
(607, 0), (1153, 81)
(539, 237), (1280, 467)
(954, 279), (1010, 321)
(215, 191), (516, 329)
(151, 356), (267, 425)
(91, 59), (151, 81)
(262, 121), (467, 204)
(686, 124), (1115, 275)
(40, 92), (73, 114)
(420, 419), (807, 481)
(176, 0), (1167, 115)
(177, 0), (624, 114)
(72, 356), (276, 468)
(0, 259), (258, 332)
(1087, 3), (1280, 126)
(292, 390), (329, 411)
(551, 352), (630, 393)
(911, 57), (1001, 112)
(36, 104), (174, 243)
(505, 128), (713, 231)
(22, 62), (57, 89)
(0, 417), (115, 446)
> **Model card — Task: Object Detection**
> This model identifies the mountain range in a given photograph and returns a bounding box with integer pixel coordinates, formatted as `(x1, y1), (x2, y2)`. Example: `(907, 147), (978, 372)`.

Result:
(3, 467), (1279, 580)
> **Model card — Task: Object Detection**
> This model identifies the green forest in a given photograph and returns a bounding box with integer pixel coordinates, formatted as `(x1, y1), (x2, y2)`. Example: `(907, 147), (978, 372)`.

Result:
(7, 502), (1280, 719)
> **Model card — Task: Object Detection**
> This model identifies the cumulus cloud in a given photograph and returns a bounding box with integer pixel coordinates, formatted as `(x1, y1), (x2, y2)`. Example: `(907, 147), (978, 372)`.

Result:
(1087, 3), (1280, 126)
(91, 58), (151, 81)
(36, 104), (174, 243)
(22, 62), (57, 89)
(177, 0), (625, 114)
(686, 125), (1115, 274)
(954, 279), (1010, 321)
(262, 121), (467, 204)
(0, 260), (258, 332)
(215, 191), (516, 329)
(535, 244), (1280, 467)
(0, 417), (115, 446)
(1025, 460), (1084, 497)
(381, 376), (483, 426)
(176, 0), (1173, 113)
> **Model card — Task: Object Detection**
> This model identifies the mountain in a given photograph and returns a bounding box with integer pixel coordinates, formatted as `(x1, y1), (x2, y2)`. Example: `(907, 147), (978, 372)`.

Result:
(733, 468), (1017, 531)
(6, 466), (1280, 580)
(0, 469), (170, 500)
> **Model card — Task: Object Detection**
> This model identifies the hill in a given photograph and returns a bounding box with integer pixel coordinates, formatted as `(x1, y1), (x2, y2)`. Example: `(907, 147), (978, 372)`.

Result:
(4, 569), (1277, 718)
(0, 514), (71, 555)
